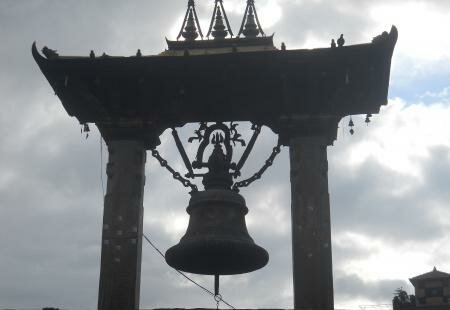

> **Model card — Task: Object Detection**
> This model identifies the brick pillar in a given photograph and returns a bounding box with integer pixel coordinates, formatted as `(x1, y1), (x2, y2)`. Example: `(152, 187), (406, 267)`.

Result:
(289, 136), (334, 310)
(98, 140), (146, 310)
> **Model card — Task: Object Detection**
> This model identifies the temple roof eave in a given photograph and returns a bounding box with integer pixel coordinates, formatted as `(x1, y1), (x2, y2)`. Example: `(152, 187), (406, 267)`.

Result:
(32, 25), (397, 63)
(31, 26), (397, 127)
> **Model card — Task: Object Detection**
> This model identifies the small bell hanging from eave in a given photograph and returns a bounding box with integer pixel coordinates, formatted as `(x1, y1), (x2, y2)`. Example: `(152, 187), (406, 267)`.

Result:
(348, 117), (355, 135)
(365, 114), (372, 125)
(82, 123), (90, 139)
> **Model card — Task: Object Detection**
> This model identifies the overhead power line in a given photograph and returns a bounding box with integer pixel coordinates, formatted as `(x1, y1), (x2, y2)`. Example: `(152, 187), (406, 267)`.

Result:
(143, 233), (235, 309)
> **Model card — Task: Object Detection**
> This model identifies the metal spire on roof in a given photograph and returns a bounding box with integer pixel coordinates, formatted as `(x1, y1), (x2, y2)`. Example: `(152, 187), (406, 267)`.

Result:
(238, 0), (265, 38)
(177, 0), (204, 41)
(207, 0), (234, 39)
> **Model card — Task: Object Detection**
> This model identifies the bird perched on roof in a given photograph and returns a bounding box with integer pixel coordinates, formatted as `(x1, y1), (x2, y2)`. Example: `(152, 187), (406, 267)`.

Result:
(372, 31), (389, 43)
(90, 50), (95, 59)
(136, 49), (142, 57)
(337, 34), (345, 47)
(42, 46), (59, 59)
(331, 39), (336, 48)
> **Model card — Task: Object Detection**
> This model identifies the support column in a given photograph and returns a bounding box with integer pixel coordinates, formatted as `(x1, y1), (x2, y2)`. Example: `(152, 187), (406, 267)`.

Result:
(290, 136), (334, 310)
(98, 140), (146, 310)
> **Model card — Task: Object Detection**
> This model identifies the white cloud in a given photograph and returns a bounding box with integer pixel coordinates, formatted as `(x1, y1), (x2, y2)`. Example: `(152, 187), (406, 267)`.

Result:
(329, 95), (450, 309)
(336, 232), (430, 283)
(370, 2), (450, 63)
(421, 87), (450, 102)
(366, 1), (450, 81)
(257, 0), (283, 29)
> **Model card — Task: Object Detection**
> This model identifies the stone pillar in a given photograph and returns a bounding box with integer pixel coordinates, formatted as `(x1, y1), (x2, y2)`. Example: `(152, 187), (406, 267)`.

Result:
(289, 136), (334, 310)
(98, 140), (146, 310)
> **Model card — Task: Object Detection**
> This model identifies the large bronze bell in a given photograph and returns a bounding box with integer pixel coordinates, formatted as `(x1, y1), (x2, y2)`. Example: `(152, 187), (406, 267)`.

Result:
(165, 188), (268, 275)
(165, 133), (269, 275)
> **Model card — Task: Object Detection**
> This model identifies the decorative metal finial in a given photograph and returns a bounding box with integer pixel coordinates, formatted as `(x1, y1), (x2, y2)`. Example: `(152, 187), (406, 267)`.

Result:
(90, 50), (96, 59)
(177, 0), (204, 41)
(207, 0), (234, 39)
(242, 6), (259, 37)
(183, 9), (200, 41)
(211, 8), (228, 39)
(238, 0), (265, 38)
(337, 34), (345, 47)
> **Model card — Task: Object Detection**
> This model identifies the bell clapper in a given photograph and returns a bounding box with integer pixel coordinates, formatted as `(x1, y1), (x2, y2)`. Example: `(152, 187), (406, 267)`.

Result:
(214, 274), (222, 309)
(214, 274), (220, 296)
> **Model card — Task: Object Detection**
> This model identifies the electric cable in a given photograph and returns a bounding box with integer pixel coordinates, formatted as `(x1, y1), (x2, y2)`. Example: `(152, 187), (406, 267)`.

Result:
(143, 233), (235, 309)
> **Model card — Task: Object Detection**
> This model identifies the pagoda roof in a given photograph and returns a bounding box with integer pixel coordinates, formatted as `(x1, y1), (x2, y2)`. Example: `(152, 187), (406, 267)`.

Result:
(32, 26), (397, 147)
(410, 267), (450, 285)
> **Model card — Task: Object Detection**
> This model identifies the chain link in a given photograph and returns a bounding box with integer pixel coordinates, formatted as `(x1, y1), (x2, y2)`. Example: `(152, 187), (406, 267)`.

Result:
(151, 149), (198, 193)
(232, 142), (282, 191)
(152, 136), (281, 194)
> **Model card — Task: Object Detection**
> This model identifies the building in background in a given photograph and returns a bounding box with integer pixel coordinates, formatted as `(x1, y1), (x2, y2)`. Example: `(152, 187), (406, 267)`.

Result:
(394, 267), (450, 310)
(411, 267), (450, 307)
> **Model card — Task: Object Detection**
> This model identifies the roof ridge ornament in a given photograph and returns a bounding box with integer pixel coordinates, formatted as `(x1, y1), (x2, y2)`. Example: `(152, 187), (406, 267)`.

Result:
(238, 0), (265, 38)
(177, 0), (204, 41)
(207, 0), (234, 39)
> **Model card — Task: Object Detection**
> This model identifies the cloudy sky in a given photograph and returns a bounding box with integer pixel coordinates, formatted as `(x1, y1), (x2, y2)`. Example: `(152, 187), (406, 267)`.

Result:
(1, 0), (450, 309)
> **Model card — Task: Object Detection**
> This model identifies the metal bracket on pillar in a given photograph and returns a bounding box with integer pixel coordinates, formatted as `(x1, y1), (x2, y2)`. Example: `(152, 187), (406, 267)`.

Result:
(277, 115), (341, 147)
(96, 121), (164, 150)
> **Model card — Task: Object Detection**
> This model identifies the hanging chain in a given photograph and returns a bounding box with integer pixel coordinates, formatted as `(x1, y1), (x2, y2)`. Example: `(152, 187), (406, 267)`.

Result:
(151, 149), (198, 193)
(152, 123), (281, 194)
(232, 142), (282, 191)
